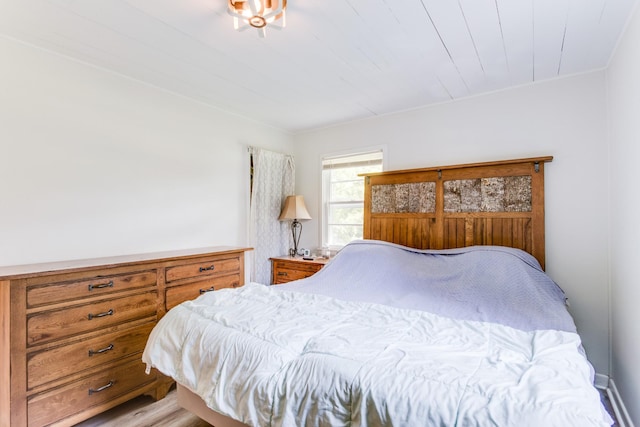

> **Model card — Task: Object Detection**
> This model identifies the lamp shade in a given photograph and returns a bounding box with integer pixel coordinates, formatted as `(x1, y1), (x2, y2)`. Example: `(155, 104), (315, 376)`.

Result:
(278, 195), (311, 221)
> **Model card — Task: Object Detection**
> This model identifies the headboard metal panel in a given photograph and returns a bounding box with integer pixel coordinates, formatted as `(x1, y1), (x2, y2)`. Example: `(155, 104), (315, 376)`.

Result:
(362, 157), (552, 269)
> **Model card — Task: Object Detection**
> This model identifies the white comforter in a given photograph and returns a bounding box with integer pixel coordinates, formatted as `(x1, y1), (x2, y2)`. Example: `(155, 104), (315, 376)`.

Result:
(142, 283), (611, 426)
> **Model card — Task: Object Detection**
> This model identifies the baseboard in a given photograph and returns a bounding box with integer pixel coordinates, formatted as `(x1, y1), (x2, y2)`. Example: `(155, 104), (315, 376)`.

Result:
(595, 373), (610, 389)
(607, 379), (635, 427)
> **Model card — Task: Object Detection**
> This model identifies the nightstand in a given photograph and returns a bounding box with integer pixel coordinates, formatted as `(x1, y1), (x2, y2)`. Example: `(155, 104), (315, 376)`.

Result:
(270, 256), (329, 284)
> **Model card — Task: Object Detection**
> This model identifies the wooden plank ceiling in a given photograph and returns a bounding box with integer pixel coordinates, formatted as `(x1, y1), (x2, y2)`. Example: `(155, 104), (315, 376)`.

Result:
(0, 0), (636, 132)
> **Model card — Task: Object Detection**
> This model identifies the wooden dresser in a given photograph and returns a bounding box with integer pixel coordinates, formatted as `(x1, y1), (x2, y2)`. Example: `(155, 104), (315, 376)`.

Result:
(0, 246), (251, 427)
(270, 256), (328, 284)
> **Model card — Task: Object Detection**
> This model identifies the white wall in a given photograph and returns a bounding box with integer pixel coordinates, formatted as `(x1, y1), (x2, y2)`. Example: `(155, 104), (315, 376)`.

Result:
(607, 4), (640, 424)
(0, 36), (294, 266)
(294, 72), (611, 376)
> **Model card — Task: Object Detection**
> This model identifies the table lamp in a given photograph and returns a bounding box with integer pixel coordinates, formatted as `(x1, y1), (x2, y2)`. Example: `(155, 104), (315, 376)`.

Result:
(278, 195), (311, 257)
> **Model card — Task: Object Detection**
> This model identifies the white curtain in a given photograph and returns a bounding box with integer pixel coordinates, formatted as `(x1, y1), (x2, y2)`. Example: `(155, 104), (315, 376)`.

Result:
(249, 147), (295, 285)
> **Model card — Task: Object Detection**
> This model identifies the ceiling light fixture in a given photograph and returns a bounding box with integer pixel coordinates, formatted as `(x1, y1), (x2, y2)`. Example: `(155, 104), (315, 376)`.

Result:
(227, 0), (287, 38)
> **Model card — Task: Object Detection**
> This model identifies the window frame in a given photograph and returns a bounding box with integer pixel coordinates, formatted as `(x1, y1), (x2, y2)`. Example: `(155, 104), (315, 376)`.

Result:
(320, 146), (386, 251)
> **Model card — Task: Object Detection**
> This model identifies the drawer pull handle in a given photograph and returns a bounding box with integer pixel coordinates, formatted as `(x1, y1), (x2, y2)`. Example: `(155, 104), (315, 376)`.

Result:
(88, 309), (114, 320)
(199, 286), (215, 294)
(88, 281), (114, 291)
(277, 272), (288, 276)
(88, 343), (114, 357)
(89, 380), (115, 395)
(199, 265), (215, 272)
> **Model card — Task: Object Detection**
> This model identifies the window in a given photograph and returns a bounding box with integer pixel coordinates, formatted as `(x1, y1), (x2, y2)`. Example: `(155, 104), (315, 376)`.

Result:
(321, 149), (383, 248)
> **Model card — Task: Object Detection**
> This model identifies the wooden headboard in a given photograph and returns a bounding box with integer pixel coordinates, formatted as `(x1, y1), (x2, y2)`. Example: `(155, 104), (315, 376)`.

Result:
(361, 156), (552, 269)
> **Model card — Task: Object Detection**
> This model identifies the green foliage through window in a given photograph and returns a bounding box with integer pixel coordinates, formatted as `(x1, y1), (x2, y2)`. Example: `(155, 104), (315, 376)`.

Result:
(322, 150), (383, 247)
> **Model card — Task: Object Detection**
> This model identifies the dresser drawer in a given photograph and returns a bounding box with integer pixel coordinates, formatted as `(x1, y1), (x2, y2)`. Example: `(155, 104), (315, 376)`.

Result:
(272, 259), (325, 284)
(165, 276), (241, 310)
(27, 270), (157, 308)
(27, 360), (155, 427)
(27, 322), (155, 390)
(273, 267), (315, 283)
(27, 291), (157, 346)
(165, 256), (240, 283)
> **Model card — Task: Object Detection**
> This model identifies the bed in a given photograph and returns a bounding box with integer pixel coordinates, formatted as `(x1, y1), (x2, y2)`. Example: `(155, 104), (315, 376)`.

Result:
(142, 157), (613, 426)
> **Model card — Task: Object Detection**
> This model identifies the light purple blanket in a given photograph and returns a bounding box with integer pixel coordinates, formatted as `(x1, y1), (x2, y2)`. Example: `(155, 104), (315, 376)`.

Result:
(275, 240), (576, 332)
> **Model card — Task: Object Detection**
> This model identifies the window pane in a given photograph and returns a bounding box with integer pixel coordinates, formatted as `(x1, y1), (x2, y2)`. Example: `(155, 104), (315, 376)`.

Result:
(329, 205), (363, 226)
(330, 180), (363, 202)
(328, 225), (363, 246)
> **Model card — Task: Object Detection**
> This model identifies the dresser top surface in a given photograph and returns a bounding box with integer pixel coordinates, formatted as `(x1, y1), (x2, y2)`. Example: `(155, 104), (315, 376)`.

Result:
(0, 246), (252, 279)
(270, 256), (330, 265)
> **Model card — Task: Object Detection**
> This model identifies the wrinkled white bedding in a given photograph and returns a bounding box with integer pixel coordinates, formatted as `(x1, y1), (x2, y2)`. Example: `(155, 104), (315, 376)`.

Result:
(143, 283), (612, 426)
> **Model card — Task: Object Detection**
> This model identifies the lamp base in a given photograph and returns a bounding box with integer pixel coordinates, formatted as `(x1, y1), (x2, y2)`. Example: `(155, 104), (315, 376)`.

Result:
(289, 219), (302, 257)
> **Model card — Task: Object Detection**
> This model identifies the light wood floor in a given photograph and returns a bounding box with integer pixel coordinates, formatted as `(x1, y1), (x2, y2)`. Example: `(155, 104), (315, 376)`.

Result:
(74, 388), (211, 427)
